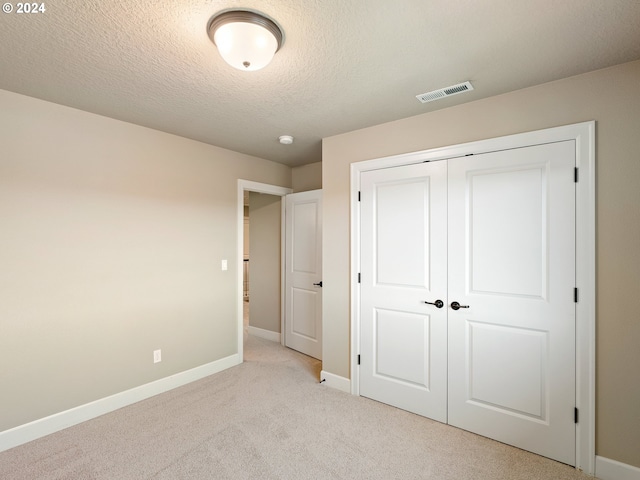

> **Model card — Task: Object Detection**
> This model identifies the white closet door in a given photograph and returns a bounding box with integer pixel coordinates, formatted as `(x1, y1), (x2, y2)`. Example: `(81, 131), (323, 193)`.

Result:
(359, 161), (448, 422)
(358, 140), (577, 465)
(447, 141), (576, 465)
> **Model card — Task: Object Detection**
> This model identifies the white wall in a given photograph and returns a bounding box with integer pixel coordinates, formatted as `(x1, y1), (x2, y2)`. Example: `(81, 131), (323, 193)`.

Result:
(292, 161), (322, 192)
(0, 89), (291, 432)
(322, 60), (640, 469)
(248, 192), (282, 333)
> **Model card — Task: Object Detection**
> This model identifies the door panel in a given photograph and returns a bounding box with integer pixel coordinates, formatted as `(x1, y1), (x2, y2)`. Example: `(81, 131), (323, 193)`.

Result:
(291, 202), (319, 273)
(448, 141), (575, 465)
(375, 308), (430, 387)
(291, 287), (318, 338)
(469, 166), (546, 298)
(285, 190), (322, 359)
(467, 321), (548, 419)
(375, 180), (430, 288)
(360, 161), (448, 422)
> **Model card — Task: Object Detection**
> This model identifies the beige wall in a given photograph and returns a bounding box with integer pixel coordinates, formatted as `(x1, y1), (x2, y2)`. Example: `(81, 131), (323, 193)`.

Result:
(248, 192), (282, 333)
(0, 89), (291, 432)
(322, 60), (640, 468)
(292, 161), (322, 192)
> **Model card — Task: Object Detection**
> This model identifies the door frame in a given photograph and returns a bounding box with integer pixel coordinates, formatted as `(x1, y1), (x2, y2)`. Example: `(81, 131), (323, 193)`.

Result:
(237, 180), (292, 362)
(349, 122), (596, 474)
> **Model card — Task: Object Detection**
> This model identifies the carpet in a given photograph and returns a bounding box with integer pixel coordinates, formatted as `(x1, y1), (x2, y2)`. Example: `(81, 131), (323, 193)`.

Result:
(0, 335), (593, 479)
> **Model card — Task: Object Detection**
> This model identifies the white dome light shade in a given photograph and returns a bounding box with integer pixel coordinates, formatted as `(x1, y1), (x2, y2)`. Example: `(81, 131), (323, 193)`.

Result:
(214, 22), (277, 71)
(208, 10), (283, 71)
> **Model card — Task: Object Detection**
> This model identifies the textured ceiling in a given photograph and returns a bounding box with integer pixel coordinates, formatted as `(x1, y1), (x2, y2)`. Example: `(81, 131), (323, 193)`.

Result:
(1, 1), (639, 167)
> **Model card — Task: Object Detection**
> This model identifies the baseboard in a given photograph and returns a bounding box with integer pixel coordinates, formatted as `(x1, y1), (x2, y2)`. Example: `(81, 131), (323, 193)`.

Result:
(248, 325), (281, 343)
(596, 456), (640, 480)
(320, 370), (351, 393)
(0, 353), (240, 453)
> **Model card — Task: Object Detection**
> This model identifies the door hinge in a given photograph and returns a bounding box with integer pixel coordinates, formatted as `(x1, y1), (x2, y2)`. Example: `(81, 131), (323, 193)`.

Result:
(358, 191), (361, 202)
(574, 287), (578, 303)
(574, 167), (579, 183)
(357, 354), (361, 365)
(574, 407), (579, 424)
(358, 273), (361, 283)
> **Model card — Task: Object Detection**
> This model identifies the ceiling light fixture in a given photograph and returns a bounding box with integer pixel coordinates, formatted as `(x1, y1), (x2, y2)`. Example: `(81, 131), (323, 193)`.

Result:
(207, 10), (283, 71)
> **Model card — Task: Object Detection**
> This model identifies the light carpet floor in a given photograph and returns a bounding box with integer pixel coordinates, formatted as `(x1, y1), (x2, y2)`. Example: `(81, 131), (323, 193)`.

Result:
(0, 335), (593, 479)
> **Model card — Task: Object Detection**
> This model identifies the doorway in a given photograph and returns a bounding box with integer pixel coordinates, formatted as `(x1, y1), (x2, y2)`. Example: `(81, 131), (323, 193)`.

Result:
(350, 122), (596, 472)
(245, 191), (283, 342)
(359, 141), (576, 464)
(236, 181), (291, 362)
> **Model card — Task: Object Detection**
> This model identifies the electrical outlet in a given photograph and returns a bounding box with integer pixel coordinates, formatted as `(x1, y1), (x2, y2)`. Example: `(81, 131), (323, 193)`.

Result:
(221, 259), (228, 271)
(153, 349), (162, 363)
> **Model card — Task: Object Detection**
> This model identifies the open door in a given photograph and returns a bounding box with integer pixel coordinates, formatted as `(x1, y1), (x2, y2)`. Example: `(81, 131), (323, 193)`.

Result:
(284, 190), (322, 359)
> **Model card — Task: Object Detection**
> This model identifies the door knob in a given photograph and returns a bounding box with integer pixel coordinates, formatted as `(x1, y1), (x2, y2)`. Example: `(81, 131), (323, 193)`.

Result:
(313, 281), (323, 287)
(450, 301), (469, 310)
(422, 299), (444, 308)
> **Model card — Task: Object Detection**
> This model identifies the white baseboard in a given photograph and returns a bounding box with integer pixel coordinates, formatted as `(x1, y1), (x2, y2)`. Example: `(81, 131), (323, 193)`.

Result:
(320, 370), (351, 393)
(596, 456), (640, 480)
(0, 353), (240, 453)
(248, 326), (281, 343)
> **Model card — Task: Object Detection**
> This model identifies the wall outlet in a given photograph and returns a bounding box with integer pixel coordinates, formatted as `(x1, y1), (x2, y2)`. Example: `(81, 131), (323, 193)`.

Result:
(153, 349), (162, 363)
(221, 259), (228, 271)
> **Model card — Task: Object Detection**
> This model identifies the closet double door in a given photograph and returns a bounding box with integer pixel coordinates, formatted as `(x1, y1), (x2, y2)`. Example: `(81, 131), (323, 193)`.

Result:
(359, 141), (576, 465)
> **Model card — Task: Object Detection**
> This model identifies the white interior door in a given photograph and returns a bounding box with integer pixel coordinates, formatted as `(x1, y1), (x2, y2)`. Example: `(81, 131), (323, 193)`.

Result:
(284, 190), (322, 360)
(358, 140), (576, 465)
(447, 141), (576, 465)
(359, 162), (448, 422)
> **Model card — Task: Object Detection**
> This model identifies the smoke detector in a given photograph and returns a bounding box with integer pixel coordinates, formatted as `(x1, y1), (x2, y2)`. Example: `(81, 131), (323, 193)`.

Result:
(416, 81), (474, 104)
(279, 135), (294, 145)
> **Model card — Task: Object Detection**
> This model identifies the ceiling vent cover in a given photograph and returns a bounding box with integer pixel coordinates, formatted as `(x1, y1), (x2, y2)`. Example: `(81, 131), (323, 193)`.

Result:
(416, 81), (474, 104)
